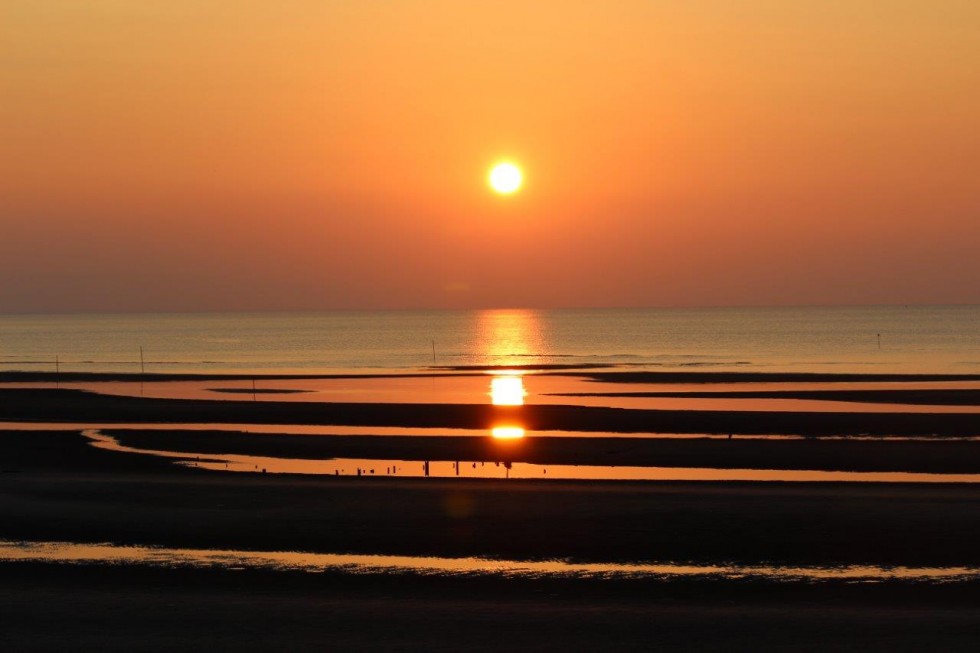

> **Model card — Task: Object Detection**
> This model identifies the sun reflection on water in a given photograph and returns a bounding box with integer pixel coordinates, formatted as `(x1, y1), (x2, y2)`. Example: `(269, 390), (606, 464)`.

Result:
(474, 309), (545, 365)
(489, 372), (527, 439)
(490, 374), (526, 406)
(491, 426), (526, 440)
(478, 310), (538, 440)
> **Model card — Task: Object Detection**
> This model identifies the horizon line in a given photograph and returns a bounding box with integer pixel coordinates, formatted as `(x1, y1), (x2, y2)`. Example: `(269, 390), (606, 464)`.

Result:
(2, 302), (979, 318)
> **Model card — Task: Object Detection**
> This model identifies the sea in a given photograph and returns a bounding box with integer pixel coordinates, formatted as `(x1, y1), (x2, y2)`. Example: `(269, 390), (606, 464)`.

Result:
(1, 305), (978, 375)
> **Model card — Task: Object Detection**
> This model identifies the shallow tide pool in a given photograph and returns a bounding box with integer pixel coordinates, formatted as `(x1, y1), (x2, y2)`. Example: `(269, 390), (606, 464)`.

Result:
(2, 539), (978, 583)
(84, 429), (980, 484)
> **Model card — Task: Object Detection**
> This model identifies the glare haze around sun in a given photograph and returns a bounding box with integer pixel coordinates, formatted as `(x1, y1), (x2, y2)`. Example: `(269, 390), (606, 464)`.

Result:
(488, 162), (523, 194)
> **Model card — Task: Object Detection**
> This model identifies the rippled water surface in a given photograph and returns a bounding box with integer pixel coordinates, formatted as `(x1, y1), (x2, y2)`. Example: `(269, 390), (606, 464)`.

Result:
(2, 306), (979, 374)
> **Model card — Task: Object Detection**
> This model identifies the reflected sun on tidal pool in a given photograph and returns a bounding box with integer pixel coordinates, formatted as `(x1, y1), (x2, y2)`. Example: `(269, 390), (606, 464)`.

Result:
(491, 426), (526, 440)
(490, 374), (526, 406)
(490, 374), (526, 439)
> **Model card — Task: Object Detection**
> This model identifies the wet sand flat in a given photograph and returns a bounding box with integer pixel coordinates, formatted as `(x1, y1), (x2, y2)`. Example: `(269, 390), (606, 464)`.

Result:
(576, 370), (980, 384)
(4, 388), (980, 436)
(554, 388), (980, 405)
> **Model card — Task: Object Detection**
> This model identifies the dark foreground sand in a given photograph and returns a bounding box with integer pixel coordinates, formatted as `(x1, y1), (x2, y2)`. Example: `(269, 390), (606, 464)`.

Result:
(3, 562), (980, 652)
(3, 429), (980, 650)
(2, 430), (980, 650)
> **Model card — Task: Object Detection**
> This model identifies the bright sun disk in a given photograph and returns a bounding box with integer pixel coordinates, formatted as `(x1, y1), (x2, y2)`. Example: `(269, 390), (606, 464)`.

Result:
(488, 162), (523, 194)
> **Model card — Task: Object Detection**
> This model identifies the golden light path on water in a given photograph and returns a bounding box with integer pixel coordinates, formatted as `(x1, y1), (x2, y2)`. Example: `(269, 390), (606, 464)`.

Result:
(473, 308), (544, 365)
(478, 311), (536, 439)
(2, 540), (978, 583)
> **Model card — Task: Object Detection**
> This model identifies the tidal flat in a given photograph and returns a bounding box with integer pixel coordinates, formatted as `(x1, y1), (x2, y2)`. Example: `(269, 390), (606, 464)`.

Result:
(3, 371), (980, 650)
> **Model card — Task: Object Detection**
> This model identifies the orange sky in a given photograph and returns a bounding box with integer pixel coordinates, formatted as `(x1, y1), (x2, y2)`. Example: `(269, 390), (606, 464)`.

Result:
(2, 1), (978, 312)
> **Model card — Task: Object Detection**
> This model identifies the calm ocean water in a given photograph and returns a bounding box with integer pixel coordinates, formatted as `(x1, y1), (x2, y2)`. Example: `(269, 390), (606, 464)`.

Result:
(1, 306), (978, 375)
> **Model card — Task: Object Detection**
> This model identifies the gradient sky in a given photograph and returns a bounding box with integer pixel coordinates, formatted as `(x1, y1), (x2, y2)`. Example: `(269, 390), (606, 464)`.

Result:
(2, 1), (978, 313)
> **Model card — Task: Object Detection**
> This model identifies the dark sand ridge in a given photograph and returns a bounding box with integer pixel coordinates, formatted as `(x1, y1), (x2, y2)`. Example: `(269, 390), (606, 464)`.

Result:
(3, 430), (980, 568)
(551, 388), (980, 405)
(6, 369), (980, 384)
(209, 388), (313, 395)
(104, 428), (980, 474)
(575, 370), (980, 384)
(5, 430), (980, 650)
(4, 388), (980, 436)
(0, 371), (477, 383)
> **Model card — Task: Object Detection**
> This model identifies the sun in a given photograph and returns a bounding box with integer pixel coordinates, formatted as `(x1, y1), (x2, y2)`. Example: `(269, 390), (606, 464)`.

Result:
(488, 162), (523, 195)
